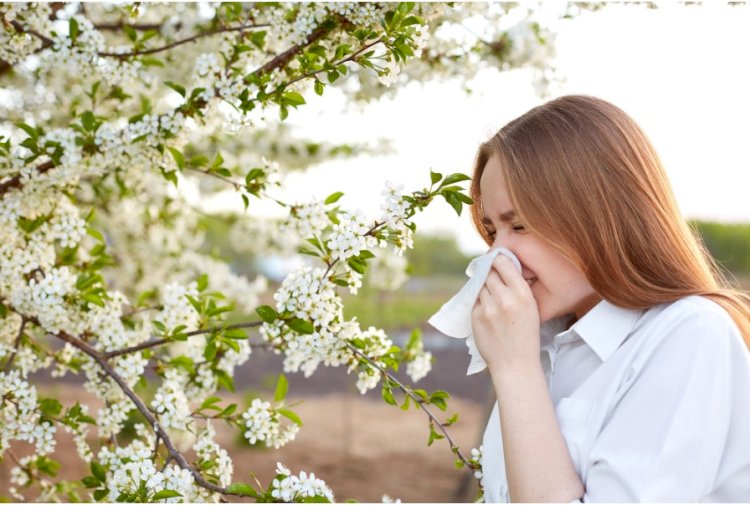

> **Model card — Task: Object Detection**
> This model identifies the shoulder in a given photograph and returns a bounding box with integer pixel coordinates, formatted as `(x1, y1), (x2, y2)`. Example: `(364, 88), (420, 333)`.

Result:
(638, 295), (745, 358)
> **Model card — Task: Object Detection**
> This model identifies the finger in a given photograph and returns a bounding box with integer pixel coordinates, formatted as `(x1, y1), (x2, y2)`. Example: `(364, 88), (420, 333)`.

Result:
(483, 268), (509, 297)
(492, 254), (527, 291)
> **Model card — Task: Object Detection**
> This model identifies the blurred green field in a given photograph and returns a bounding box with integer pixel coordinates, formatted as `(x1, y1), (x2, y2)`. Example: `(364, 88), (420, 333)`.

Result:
(341, 276), (464, 331)
(215, 219), (750, 331)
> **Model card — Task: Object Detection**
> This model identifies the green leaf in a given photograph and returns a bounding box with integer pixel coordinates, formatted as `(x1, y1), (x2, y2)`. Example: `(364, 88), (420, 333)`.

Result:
(358, 250), (375, 260)
(140, 57), (164, 67)
(442, 191), (463, 216)
(381, 384), (396, 406)
(151, 320), (167, 333)
(211, 152), (224, 171)
(274, 374), (289, 403)
(287, 318), (315, 335)
(282, 91), (306, 107)
(69, 18), (79, 40)
(440, 173), (471, 187)
(400, 395), (410, 411)
(314, 80), (325, 96)
(430, 170), (442, 186)
(278, 408), (303, 426)
(200, 396), (222, 411)
(347, 258), (366, 275)
(39, 398), (63, 417)
(152, 490), (182, 500)
(16, 121), (39, 140)
(300, 496), (331, 503)
(167, 147), (185, 170)
(224, 328), (247, 339)
(203, 339), (217, 362)
(255, 305), (277, 323)
(87, 227), (105, 242)
(221, 403), (237, 417)
(196, 273), (208, 292)
(227, 483), (257, 497)
(164, 81), (186, 97)
(82, 475), (100, 488)
(93, 488), (109, 501)
(123, 24), (137, 42)
(215, 369), (235, 392)
(81, 111), (96, 132)
(324, 191), (344, 205)
(82, 292), (105, 307)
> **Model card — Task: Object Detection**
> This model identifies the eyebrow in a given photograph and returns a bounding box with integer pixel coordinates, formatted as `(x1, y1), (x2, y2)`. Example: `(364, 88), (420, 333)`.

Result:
(481, 210), (516, 225)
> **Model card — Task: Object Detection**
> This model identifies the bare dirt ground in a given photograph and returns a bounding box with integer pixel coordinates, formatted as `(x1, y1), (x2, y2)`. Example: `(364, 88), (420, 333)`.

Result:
(1, 347), (492, 503)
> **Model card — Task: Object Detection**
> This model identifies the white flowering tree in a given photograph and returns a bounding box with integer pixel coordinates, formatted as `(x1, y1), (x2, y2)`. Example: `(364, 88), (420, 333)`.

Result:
(0, 2), (564, 502)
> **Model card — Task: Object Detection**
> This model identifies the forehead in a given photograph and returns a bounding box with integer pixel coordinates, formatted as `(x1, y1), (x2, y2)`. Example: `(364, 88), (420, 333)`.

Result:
(479, 155), (513, 217)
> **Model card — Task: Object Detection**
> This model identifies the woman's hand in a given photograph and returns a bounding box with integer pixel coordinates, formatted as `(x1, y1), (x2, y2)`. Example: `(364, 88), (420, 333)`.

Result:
(471, 254), (541, 372)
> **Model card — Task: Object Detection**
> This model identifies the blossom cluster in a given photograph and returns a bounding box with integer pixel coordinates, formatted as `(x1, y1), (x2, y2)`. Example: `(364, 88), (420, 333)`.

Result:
(242, 398), (299, 449)
(193, 421), (233, 488)
(98, 432), (206, 503)
(405, 339), (433, 384)
(151, 369), (192, 432)
(471, 445), (486, 502)
(271, 462), (335, 503)
(0, 3), (53, 65)
(0, 371), (57, 457)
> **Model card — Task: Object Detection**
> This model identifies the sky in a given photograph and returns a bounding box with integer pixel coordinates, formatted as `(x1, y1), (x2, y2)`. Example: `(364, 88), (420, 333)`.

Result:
(205, 3), (750, 256)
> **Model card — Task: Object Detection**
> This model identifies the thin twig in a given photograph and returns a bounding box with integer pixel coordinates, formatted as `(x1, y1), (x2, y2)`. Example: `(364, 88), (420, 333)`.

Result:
(0, 160), (55, 196)
(343, 340), (475, 469)
(185, 167), (242, 191)
(98, 24), (269, 59)
(3, 318), (27, 372)
(285, 36), (384, 88)
(121, 304), (163, 319)
(102, 320), (263, 359)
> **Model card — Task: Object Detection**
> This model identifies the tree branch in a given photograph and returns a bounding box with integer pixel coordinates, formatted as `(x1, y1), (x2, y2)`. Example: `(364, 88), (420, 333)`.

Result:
(48, 326), (244, 497)
(94, 21), (164, 32)
(0, 160), (55, 196)
(343, 340), (477, 470)
(102, 320), (263, 359)
(249, 21), (336, 79)
(97, 24), (269, 59)
(3, 317), (27, 372)
(286, 36), (384, 88)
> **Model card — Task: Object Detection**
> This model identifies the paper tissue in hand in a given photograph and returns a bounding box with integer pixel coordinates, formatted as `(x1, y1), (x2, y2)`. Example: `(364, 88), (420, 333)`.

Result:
(428, 247), (522, 375)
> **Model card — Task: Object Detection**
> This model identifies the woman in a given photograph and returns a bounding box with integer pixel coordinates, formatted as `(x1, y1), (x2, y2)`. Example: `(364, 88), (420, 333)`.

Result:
(470, 95), (750, 502)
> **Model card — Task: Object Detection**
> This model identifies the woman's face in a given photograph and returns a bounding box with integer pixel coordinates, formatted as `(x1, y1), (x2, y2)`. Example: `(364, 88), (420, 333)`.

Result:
(479, 155), (600, 322)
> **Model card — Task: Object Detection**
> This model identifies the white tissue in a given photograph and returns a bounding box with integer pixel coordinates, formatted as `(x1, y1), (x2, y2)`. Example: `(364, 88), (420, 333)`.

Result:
(428, 247), (522, 375)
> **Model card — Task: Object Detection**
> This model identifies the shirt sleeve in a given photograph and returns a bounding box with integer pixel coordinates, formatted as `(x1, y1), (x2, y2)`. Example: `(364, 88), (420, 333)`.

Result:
(580, 302), (749, 502)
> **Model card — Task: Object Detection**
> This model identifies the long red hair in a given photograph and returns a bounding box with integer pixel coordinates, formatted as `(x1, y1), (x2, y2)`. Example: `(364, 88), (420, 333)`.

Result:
(470, 95), (750, 348)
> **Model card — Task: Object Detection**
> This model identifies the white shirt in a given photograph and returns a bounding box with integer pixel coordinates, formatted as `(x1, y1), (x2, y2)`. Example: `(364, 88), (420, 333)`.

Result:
(481, 295), (750, 502)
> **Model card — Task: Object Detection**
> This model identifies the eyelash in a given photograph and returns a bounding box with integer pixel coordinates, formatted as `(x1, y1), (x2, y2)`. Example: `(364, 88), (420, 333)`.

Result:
(486, 224), (525, 237)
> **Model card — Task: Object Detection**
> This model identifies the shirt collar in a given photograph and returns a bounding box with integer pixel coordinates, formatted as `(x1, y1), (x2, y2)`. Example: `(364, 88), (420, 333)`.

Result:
(541, 300), (643, 362)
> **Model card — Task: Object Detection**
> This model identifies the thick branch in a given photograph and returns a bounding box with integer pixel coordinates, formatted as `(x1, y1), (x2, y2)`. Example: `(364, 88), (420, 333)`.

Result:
(48, 326), (243, 497)
(94, 21), (164, 32)
(102, 320), (263, 359)
(343, 340), (476, 470)
(250, 21), (336, 79)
